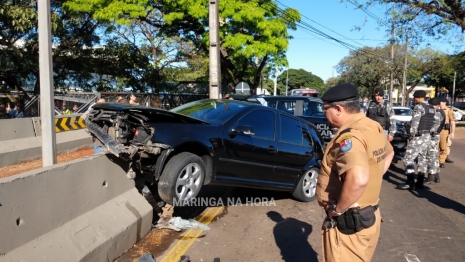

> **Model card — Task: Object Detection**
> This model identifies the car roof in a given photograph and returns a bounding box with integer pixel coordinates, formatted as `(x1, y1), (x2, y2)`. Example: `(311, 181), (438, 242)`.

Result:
(258, 95), (322, 102)
(393, 106), (411, 110)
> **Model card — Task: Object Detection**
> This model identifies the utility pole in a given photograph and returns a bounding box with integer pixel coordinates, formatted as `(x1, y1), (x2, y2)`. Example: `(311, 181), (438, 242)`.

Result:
(402, 34), (408, 107)
(285, 68), (289, 96)
(390, 3), (395, 104)
(209, 0), (221, 99)
(452, 71), (456, 107)
(273, 65), (278, 96)
(38, 0), (56, 166)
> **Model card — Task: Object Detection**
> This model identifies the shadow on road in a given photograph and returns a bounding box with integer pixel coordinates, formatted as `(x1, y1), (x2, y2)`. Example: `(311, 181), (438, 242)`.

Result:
(267, 211), (318, 262)
(383, 161), (465, 216)
(410, 188), (465, 216)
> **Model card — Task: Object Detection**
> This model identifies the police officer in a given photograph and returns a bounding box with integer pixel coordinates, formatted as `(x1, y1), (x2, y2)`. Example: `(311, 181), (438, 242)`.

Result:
(439, 97), (456, 167)
(316, 84), (394, 262)
(424, 97), (443, 185)
(397, 90), (436, 190)
(365, 88), (397, 141)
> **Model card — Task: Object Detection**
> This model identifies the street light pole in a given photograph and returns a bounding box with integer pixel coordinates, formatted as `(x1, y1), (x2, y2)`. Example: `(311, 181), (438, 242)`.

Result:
(452, 71), (456, 107)
(390, 3), (395, 104)
(209, 0), (221, 99)
(38, 0), (57, 166)
(285, 68), (289, 96)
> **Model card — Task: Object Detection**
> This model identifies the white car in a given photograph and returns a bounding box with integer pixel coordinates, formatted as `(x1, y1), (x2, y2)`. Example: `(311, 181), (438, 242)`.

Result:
(451, 107), (464, 121)
(392, 107), (412, 122)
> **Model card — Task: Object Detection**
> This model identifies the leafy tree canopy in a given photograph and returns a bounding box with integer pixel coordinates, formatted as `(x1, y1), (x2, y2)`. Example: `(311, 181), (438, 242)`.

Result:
(276, 69), (324, 94)
(63, 0), (301, 90)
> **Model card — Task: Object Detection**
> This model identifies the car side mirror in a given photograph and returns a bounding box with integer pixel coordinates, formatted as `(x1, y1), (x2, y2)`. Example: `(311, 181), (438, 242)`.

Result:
(230, 125), (255, 136)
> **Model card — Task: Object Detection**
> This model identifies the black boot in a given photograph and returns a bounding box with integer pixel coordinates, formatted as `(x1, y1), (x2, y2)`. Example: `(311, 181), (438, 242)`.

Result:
(415, 173), (425, 189)
(434, 173), (440, 183)
(445, 157), (454, 163)
(397, 175), (415, 190)
(424, 174), (436, 185)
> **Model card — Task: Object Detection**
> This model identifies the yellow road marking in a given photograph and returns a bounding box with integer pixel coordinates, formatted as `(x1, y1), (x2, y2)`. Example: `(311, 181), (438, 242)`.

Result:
(160, 206), (223, 262)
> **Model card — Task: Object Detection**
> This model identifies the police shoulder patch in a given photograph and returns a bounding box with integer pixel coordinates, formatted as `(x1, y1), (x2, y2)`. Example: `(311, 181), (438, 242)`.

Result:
(337, 134), (353, 153)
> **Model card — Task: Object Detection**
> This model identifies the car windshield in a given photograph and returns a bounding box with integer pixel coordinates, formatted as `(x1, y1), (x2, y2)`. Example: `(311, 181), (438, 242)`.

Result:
(394, 108), (412, 116)
(170, 99), (249, 124)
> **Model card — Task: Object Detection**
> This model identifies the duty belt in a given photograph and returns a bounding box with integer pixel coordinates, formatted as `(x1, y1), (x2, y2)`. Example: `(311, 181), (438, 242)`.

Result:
(322, 204), (379, 229)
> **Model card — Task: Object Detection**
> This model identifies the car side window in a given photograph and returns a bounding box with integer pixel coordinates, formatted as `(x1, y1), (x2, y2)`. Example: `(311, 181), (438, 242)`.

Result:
(277, 101), (296, 115)
(267, 101), (277, 108)
(237, 110), (275, 140)
(301, 122), (314, 148)
(279, 114), (303, 145)
(304, 101), (324, 116)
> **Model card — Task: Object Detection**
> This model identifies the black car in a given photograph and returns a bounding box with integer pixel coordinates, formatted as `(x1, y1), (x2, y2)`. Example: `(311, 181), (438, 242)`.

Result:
(86, 99), (324, 205)
(248, 96), (334, 145)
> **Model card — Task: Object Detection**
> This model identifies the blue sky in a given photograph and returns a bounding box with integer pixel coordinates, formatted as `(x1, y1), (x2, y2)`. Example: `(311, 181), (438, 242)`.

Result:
(279, 0), (460, 82)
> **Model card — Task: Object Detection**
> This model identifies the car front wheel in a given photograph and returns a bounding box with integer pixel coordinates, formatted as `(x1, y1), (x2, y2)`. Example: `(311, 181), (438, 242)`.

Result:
(292, 168), (319, 202)
(158, 152), (205, 206)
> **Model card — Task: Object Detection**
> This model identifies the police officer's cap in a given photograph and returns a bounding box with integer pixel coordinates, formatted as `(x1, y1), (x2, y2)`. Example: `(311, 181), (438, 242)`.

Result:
(428, 97), (440, 106)
(321, 84), (359, 103)
(440, 96), (448, 103)
(374, 88), (384, 96)
(413, 90), (426, 98)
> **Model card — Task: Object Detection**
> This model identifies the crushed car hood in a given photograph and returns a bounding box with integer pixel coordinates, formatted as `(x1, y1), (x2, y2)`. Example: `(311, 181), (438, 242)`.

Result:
(91, 103), (210, 124)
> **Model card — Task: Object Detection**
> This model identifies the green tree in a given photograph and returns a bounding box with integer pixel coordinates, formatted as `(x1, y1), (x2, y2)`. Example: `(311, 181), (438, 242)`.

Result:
(425, 51), (465, 101)
(362, 0), (465, 31)
(0, 0), (110, 94)
(401, 47), (447, 98)
(276, 69), (324, 94)
(337, 46), (392, 98)
(0, 1), (38, 96)
(64, 0), (301, 92)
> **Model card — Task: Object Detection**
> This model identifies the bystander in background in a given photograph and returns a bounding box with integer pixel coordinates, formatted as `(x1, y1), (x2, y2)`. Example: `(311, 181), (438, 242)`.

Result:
(129, 94), (139, 105)
(9, 103), (25, 118)
(62, 105), (72, 114)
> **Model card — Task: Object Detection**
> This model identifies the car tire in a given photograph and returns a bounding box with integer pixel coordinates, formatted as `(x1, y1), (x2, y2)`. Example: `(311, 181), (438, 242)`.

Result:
(292, 167), (319, 202)
(158, 152), (205, 206)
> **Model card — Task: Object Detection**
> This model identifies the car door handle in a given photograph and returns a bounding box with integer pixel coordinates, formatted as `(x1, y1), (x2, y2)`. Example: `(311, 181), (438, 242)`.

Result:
(267, 146), (277, 154)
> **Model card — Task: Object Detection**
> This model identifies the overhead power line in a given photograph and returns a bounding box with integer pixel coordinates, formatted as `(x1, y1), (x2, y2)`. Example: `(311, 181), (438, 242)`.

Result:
(346, 0), (389, 27)
(261, 1), (389, 60)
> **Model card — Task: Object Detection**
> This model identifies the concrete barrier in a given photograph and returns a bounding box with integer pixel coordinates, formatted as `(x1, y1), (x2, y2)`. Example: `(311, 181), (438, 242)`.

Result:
(0, 154), (153, 261)
(0, 114), (93, 167)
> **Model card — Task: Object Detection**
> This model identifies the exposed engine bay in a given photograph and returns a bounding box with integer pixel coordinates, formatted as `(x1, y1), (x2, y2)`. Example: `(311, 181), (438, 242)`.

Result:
(85, 107), (173, 181)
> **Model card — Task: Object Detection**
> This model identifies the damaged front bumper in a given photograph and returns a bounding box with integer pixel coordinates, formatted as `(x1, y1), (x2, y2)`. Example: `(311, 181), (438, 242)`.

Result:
(85, 118), (126, 157)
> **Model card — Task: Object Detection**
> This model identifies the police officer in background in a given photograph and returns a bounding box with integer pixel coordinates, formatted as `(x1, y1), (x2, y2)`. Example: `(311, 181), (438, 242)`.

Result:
(424, 97), (444, 185)
(316, 84), (394, 262)
(439, 97), (455, 168)
(397, 90), (436, 190)
(365, 88), (397, 141)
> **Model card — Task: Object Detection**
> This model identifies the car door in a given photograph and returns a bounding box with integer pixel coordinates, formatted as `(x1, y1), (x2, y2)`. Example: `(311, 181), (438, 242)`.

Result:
(219, 108), (277, 184)
(273, 114), (314, 186)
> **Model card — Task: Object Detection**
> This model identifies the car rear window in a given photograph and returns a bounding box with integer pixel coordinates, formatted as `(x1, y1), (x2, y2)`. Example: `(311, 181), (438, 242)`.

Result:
(394, 108), (412, 116)
(171, 100), (248, 124)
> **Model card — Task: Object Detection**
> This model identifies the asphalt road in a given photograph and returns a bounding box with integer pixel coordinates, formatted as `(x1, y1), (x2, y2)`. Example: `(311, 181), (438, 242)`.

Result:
(119, 129), (465, 262)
